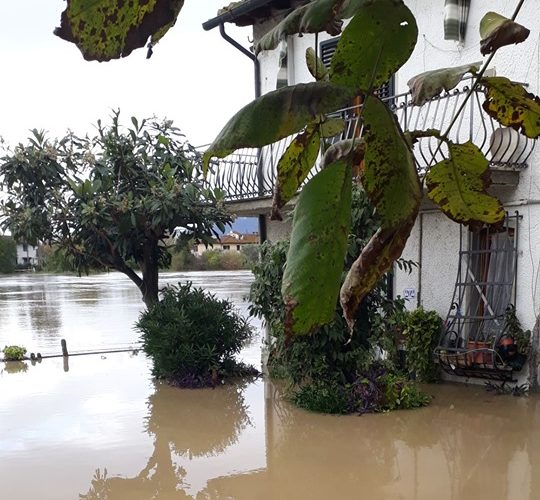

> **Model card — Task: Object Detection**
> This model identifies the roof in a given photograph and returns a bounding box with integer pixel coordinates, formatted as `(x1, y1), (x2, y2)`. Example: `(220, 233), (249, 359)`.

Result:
(203, 0), (306, 30)
(218, 232), (260, 245)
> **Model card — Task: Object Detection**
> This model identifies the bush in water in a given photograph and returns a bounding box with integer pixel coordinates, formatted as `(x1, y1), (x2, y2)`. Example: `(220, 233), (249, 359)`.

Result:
(137, 283), (256, 387)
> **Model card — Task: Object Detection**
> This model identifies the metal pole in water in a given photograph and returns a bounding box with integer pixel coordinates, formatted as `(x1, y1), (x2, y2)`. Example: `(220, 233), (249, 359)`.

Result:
(61, 339), (69, 357)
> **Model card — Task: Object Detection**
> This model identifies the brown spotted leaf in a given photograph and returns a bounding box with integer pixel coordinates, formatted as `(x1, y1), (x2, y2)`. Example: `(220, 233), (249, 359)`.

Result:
(481, 77), (540, 139)
(282, 159), (352, 336)
(426, 141), (505, 227)
(480, 12), (530, 56)
(271, 124), (321, 220)
(330, 0), (417, 91)
(54, 0), (184, 61)
(340, 213), (418, 332)
(361, 95), (421, 228)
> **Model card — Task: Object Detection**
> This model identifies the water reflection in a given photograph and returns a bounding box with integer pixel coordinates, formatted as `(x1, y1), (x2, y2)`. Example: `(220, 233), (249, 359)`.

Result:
(80, 382), (252, 499)
(2, 352), (540, 499)
(1, 361), (28, 374)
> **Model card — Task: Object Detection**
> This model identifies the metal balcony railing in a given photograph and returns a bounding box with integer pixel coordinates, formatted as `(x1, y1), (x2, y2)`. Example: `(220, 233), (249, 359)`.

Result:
(206, 81), (536, 201)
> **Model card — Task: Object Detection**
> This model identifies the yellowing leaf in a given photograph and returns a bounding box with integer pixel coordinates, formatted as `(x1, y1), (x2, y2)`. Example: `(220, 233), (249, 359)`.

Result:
(407, 63), (480, 106)
(330, 0), (417, 91)
(203, 82), (356, 173)
(480, 11), (530, 56)
(426, 141), (505, 227)
(361, 96), (421, 228)
(482, 77), (540, 139)
(272, 124), (321, 220)
(54, 0), (184, 61)
(282, 159), (352, 337)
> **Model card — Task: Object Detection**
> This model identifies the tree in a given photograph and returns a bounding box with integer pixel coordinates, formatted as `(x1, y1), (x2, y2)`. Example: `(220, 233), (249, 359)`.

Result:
(0, 235), (16, 274)
(0, 113), (231, 306)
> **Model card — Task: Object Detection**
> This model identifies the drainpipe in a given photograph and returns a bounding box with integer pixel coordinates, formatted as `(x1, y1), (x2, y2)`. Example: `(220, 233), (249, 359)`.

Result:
(218, 24), (267, 243)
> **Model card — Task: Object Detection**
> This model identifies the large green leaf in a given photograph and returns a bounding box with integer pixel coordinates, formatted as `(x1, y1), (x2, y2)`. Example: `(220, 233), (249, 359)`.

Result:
(271, 124), (321, 220)
(480, 12), (530, 56)
(329, 0), (417, 91)
(54, 0), (184, 61)
(203, 82), (356, 173)
(407, 63), (480, 106)
(361, 96), (421, 228)
(340, 214), (418, 331)
(254, 0), (343, 55)
(282, 159), (352, 337)
(426, 141), (505, 227)
(481, 77), (540, 139)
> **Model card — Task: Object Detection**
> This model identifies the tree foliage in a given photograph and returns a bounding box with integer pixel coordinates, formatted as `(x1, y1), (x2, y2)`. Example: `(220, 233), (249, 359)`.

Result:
(0, 114), (231, 306)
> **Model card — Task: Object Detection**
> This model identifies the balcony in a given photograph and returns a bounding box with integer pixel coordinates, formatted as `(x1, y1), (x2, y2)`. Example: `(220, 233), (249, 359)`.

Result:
(206, 81), (536, 202)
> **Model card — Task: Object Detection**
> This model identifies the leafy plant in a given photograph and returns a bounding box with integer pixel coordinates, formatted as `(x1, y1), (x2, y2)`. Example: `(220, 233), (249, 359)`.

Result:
(3, 345), (27, 361)
(137, 283), (255, 386)
(403, 308), (443, 382)
(503, 305), (531, 355)
(203, 2), (535, 340)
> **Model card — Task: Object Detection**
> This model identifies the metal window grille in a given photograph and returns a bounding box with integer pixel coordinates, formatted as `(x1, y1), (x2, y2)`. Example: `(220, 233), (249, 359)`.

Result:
(434, 212), (523, 381)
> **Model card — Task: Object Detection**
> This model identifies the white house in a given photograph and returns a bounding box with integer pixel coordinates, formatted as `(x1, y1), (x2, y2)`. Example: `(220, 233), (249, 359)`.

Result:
(15, 242), (39, 267)
(204, 1), (540, 385)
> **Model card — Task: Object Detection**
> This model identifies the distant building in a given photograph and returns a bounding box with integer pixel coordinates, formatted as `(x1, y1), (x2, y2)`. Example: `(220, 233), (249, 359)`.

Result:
(16, 242), (39, 267)
(193, 231), (259, 256)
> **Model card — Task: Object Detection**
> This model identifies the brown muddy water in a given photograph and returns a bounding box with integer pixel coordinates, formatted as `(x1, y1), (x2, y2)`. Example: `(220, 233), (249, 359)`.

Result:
(1, 272), (540, 499)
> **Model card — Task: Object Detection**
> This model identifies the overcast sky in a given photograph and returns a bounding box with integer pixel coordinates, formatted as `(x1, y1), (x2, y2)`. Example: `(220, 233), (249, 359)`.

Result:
(0, 1), (254, 148)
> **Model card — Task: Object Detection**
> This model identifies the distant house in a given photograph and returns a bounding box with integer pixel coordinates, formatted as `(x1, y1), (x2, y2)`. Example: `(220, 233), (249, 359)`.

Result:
(193, 231), (259, 256)
(16, 242), (39, 267)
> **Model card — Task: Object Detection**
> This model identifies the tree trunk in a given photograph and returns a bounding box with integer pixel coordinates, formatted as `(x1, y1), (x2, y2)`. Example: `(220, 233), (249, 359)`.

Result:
(140, 241), (160, 308)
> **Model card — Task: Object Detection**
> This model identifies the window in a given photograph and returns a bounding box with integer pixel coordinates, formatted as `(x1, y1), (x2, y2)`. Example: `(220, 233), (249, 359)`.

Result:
(223, 245), (230, 250)
(236, 245), (241, 251)
(22, 244), (28, 252)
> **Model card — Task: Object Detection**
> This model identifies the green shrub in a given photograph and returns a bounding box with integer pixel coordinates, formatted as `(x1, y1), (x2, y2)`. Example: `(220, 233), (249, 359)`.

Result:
(403, 308), (443, 382)
(3, 345), (27, 361)
(241, 244), (260, 266)
(137, 283), (254, 386)
(0, 236), (16, 274)
(219, 250), (247, 270)
(250, 186), (427, 414)
(292, 381), (348, 414)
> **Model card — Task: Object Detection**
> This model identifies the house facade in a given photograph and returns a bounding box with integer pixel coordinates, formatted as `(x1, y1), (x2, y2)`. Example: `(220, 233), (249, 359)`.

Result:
(15, 242), (39, 267)
(204, 1), (540, 385)
(192, 231), (259, 255)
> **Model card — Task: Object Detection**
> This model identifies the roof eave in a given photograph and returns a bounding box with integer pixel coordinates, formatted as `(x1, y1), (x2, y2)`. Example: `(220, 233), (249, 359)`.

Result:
(202, 0), (274, 31)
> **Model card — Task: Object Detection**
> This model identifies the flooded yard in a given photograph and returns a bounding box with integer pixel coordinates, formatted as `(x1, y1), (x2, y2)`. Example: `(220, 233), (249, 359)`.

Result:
(1, 272), (540, 499)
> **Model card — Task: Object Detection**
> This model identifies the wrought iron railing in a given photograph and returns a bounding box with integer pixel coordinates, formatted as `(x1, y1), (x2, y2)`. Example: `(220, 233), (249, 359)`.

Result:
(205, 81), (536, 201)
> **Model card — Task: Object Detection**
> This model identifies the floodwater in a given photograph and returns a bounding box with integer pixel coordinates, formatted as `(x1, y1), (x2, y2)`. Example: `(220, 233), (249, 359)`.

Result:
(2, 272), (540, 499)
(0, 271), (261, 360)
